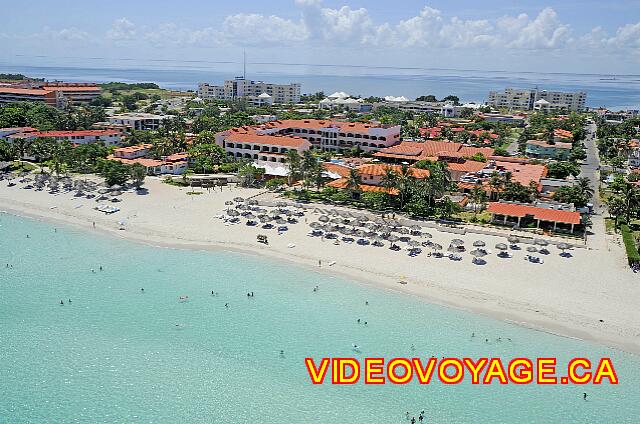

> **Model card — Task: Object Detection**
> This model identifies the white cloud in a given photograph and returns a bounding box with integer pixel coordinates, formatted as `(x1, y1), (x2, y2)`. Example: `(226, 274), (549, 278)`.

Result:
(107, 18), (136, 41)
(500, 8), (571, 49)
(8, 0), (640, 64)
(221, 13), (308, 45)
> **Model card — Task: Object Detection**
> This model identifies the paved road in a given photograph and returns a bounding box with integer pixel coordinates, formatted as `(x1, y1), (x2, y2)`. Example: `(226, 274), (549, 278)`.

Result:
(581, 123), (602, 211)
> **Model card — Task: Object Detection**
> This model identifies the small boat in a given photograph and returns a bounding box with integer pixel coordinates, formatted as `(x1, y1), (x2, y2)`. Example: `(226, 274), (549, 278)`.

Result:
(179, 295), (189, 302)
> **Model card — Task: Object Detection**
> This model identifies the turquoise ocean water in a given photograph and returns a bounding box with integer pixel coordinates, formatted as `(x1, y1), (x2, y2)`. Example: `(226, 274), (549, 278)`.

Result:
(1, 212), (639, 423)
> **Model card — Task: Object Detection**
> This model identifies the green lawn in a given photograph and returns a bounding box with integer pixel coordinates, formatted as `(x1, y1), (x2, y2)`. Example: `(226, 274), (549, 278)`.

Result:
(455, 211), (492, 224)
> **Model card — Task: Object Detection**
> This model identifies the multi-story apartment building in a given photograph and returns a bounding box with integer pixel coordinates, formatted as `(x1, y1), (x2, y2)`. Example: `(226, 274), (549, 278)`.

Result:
(215, 119), (401, 167)
(487, 88), (587, 112)
(257, 119), (401, 153)
(198, 77), (301, 104)
(7, 130), (121, 146)
(215, 128), (311, 164)
(106, 113), (170, 131)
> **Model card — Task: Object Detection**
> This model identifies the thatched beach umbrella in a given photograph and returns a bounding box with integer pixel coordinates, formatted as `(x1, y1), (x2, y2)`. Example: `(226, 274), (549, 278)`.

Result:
(309, 222), (322, 229)
(508, 235), (520, 244)
(233, 197), (244, 203)
(495, 243), (508, 251)
(318, 215), (330, 223)
(558, 242), (572, 254)
(422, 232), (433, 239)
(534, 238), (548, 247)
(388, 235), (400, 243)
(451, 238), (464, 246)
(431, 243), (442, 251)
(473, 240), (486, 247)
(408, 240), (420, 248)
(471, 249), (487, 264)
(224, 200), (233, 205)
(526, 246), (538, 253)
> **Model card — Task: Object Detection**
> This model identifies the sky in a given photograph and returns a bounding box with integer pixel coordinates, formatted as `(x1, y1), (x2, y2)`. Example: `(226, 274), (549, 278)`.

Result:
(1, 0), (640, 75)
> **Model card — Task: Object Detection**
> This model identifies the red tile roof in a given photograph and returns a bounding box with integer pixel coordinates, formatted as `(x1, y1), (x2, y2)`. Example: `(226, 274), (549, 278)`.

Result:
(495, 160), (547, 186)
(326, 178), (399, 195)
(374, 141), (495, 162)
(322, 162), (351, 178)
(447, 161), (486, 173)
(114, 144), (152, 154)
(487, 202), (581, 225)
(226, 132), (309, 148)
(0, 87), (54, 95)
(262, 119), (391, 134)
(526, 139), (572, 150)
(357, 163), (430, 179)
(458, 146), (495, 157)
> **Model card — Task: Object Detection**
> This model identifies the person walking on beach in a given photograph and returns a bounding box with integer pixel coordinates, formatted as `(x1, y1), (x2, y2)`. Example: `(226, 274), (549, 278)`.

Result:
(318, 259), (322, 267)
(92, 222), (95, 228)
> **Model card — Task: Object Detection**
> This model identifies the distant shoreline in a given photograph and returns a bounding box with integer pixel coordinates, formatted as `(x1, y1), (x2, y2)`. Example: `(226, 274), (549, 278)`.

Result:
(2, 63), (639, 109)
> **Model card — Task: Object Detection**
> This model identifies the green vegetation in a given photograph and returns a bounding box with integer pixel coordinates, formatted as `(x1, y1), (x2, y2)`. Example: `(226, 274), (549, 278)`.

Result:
(0, 102), (105, 130)
(620, 224), (640, 266)
(0, 73), (43, 81)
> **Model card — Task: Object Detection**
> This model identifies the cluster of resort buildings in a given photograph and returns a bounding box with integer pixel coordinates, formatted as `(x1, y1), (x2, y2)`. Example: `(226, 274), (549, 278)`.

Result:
(1, 76), (607, 235)
(0, 81), (101, 108)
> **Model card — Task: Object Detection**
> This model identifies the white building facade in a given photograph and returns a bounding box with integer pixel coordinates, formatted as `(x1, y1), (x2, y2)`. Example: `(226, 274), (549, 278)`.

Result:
(487, 88), (587, 112)
(198, 77), (301, 104)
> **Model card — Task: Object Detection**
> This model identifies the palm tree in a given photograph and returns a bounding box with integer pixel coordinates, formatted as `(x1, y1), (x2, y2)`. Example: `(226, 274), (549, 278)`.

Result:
(346, 168), (362, 199)
(286, 150), (302, 186)
(396, 165), (415, 208)
(301, 150), (317, 187)
(575, 177), (594, 200)
(310, 160), (325, 191)
(470, 183), (487, 219)
(488, 172), (504, 201)
(381, 167), (397, 203)
(621, 183), (640, 224)
(130, 163), (147, 189)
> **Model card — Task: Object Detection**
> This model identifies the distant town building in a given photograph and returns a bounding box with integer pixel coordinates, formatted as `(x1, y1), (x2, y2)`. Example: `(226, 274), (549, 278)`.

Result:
(525, 139), (573, 160)
(6, 130), (121, 146)
(198, 77), (301, 104)
(372, 100), (481, 118)
(105, 113), (171, 131)
(487, 88), (586, 112)
(319, 92), (373, 113)
(0, 82), (100, 108)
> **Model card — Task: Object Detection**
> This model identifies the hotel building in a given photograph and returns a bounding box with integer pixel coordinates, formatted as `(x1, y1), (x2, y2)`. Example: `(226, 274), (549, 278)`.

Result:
(198, 77), (301, 104)
(487, 88), (587, 112)
(0, 83), (101, 108)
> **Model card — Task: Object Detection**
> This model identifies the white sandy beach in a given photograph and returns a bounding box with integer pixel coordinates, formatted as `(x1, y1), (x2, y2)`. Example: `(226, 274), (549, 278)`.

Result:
(1, 176), (639, 354)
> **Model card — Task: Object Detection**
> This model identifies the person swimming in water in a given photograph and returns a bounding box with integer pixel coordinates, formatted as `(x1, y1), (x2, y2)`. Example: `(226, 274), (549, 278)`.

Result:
(225, 303), (229, 308)
(583, 392), (588, 401)
(68, 299), (72, 303)
(60, 300), (64, 305)
(141, 288), (144, 292)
